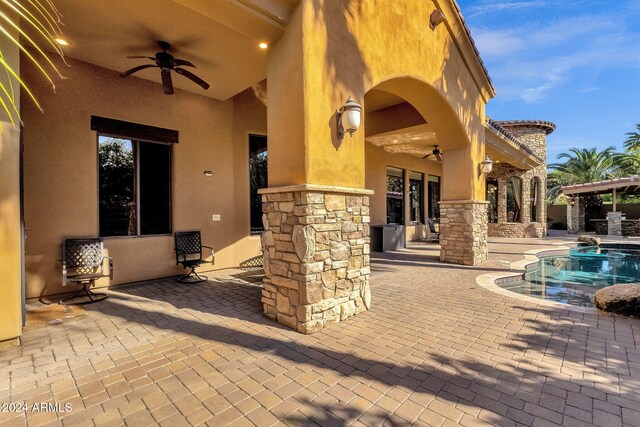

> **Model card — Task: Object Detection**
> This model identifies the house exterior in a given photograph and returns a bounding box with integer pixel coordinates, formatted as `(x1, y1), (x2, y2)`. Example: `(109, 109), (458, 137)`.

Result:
(0, 0), (553, 343)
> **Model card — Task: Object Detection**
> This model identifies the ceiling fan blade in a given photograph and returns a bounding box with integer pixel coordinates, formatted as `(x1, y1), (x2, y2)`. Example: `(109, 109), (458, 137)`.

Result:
(175, 68), (210, 90)
(120, 64), (157, 77)
(174, 59), (196, 68)
(126, 56), (155, 60)
(161, 69), (174, 95)
(422, 153), (432, 159)
(436, 153), (443, 162)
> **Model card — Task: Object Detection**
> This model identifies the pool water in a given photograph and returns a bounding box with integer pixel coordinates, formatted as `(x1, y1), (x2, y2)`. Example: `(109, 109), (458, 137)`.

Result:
(499, 245), (640, 307)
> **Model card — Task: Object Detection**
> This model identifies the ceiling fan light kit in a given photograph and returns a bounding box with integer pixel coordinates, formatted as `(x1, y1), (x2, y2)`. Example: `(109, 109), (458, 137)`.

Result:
(120, 41), (210, 95)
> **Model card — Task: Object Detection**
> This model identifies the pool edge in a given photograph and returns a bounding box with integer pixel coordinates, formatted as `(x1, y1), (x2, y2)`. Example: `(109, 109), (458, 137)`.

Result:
(475, 242), (601, 314)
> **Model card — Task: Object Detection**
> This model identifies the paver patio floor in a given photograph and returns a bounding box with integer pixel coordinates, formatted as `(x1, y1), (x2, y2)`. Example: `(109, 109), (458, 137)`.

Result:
(2, 238), (640, 426)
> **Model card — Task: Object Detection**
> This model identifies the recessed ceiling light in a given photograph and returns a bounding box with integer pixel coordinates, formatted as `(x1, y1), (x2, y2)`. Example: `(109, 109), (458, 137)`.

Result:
(55, 38), (70, 46)
(258, 42), (268, 49)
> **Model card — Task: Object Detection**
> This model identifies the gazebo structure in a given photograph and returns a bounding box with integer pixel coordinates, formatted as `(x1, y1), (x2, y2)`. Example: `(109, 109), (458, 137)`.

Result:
(562, 176), (640, 236)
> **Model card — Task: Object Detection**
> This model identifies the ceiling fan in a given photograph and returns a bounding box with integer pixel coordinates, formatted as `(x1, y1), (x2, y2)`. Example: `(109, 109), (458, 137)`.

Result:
(120, 41), (210, 95)
(422, 145), (443, 161)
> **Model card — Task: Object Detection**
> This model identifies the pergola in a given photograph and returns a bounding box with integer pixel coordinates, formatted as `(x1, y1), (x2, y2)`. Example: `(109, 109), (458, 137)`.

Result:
(561, 176), (640, 235)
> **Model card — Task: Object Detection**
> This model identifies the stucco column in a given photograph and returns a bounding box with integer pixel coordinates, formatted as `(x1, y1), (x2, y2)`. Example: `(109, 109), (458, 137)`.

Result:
(262, 3), (372, 333)
(0, 31), (22, 345)
(607, 211), (622, 237)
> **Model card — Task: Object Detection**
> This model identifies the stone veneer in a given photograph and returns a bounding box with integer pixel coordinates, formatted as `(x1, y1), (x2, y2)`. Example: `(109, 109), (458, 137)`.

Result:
(259, 185), (372, 334)
(607, 212), (623, 237)
(567, 197), (585, 234)
(487, 122), (551, 238)
(488, 222), (545, 238)
(439, 201), (488, 265)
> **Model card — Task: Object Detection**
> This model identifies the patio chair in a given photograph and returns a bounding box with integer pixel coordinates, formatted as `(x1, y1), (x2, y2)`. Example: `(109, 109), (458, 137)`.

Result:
(174, 231), (214, 283)
(61, 238), (111, 305)
(427, 218), (440, 242)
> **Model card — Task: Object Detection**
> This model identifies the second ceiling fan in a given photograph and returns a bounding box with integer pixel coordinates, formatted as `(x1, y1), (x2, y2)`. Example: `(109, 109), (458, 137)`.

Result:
(120, 41), (210, 95)
(422, 145), (443, 161)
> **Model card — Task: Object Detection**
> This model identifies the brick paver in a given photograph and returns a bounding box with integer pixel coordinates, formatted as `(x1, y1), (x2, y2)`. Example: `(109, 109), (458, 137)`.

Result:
(1, 237), (639, 426)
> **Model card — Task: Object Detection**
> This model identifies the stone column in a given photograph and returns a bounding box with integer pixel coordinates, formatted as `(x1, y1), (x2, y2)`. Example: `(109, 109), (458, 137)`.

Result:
(497, 178), (507, 223)
(439, 201), (489, 265)
(259, 185), (372, 334)
(567, 198), (585, 234)
(607, 211), (622, 237)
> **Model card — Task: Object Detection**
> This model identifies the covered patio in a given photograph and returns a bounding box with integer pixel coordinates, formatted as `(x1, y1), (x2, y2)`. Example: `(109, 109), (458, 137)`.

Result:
(562, 176), (640, 236)
(2, 238), (639, 426)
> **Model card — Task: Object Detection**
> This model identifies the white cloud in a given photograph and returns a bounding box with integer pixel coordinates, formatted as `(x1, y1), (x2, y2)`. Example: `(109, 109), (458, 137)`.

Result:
(467, 1), (550, 17)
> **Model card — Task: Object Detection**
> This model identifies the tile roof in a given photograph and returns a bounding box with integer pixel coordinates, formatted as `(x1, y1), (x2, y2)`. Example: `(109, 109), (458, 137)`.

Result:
(494, 120), (557, 135)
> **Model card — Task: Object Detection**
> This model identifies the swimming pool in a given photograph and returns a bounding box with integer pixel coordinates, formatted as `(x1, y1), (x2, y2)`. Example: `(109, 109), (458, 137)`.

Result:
(498, 245), (640, 307)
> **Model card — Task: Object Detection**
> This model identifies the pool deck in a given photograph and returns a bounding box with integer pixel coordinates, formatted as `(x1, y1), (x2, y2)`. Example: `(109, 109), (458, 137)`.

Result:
(1, 236), (640, 426)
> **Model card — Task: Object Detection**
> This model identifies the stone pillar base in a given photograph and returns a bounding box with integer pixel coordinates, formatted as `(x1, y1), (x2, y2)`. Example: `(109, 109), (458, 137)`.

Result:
(259, 185), (373, 334)
(607, 211), (622, 237)
(439, 200), (488, 266)
(567, 198), (585, 234)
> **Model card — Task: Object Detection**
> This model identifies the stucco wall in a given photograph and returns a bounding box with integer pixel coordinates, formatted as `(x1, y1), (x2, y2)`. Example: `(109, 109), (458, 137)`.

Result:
(22, 56), (266, 298)
(267, 0), (492, 201)
(0, 34), (22, 342)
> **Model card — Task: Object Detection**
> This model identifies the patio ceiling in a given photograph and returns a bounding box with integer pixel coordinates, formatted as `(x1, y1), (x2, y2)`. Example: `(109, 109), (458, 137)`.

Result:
(50, 0), (298, 100)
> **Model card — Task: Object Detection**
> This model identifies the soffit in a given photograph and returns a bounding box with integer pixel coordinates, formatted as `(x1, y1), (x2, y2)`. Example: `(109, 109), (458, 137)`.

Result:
(49, 0), (298, 100)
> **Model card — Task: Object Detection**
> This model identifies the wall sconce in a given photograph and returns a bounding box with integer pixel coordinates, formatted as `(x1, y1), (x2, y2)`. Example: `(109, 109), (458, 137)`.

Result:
(203, 170), (213, 177)
(479, 156), (494, 175)
(429, 9), (446, 30)
(567, 197), (576, 206)
(336, 96), (362, 140)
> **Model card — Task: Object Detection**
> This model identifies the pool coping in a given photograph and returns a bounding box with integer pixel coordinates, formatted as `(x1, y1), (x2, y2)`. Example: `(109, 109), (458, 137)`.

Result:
(476, 241), (601, 314)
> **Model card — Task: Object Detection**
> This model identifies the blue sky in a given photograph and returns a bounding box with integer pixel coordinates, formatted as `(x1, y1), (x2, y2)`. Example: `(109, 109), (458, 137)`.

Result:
(456, 0), (640, 162)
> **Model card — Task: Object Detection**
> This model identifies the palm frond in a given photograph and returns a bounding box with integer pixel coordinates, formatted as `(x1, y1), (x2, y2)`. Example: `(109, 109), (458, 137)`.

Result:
(0, 0), (65, 127)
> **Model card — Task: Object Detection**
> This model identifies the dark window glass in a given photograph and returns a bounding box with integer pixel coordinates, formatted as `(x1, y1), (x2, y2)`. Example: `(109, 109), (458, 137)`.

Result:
(99, 135), (172, 237)
(427, 175), (440, 219)
(409, 171), (424, 224)
(530, 177), (539, 222)
(487, 179), (498, 223)
(139, 141), (172, 235)
(507, 177), (523, 223)
(250, 135), (268, 234)
(387, 167), (404, 224)
(99, 137), (136, 237)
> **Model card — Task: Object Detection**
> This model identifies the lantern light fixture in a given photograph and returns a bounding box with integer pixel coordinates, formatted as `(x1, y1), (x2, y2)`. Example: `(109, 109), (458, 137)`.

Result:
(479, 156), (494, 175)
(336, 96), (362, 140)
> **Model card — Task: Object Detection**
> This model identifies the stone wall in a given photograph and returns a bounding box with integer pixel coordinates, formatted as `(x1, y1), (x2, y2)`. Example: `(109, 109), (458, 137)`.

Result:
(260, 187), (372, 334)
(488, 222), (545, 238)
(439, 201), (488, 265)
(486, 123), (550, 238)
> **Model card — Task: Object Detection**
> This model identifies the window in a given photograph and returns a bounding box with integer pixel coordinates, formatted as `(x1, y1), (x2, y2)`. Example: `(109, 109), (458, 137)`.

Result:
(409, 171), (424, 224)
(249, 135), (268, 234)
(486, 179), (498, 223)
(386, 167), (404, 224)
(506, 177), (523, 222)
(530, 177), (540, 222)
(99, 136), (172, 237)
(427, 175), (441, 219)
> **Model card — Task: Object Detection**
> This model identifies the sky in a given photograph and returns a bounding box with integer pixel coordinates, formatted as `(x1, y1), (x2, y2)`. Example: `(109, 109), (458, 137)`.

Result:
(456, 0), (640, 163)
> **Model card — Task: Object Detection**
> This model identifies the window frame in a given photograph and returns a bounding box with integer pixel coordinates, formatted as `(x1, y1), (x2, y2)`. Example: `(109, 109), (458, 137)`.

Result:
(408, 171), (425, 225)
(248, 133), (268, 236)
(427, 174), (441, 220)
(386, 166), (405, 225)
(97, 133), (174, 239)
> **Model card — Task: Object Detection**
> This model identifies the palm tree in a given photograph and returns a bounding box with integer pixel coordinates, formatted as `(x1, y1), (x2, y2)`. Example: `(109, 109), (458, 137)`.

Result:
(547, 147), (618, 204)
(623, 124), (640, 151)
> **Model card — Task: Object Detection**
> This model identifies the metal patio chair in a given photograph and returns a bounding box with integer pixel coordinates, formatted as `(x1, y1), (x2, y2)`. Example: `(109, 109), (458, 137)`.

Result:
(174, 231), (214, 283)
(427, 218), (440, 242)
(61, 238), (112, 305)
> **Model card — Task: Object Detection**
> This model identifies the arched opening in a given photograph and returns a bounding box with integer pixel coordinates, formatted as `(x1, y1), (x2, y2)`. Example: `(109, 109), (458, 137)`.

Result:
(530, 177), (541, 223)
(507, 177), (523, 222)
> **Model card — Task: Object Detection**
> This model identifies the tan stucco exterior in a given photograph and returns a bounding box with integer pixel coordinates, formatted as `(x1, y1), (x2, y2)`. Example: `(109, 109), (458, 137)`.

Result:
(267, 0), (492, 202)
(21, 56), (266, 298)
(0, 0), (551, 337)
